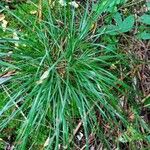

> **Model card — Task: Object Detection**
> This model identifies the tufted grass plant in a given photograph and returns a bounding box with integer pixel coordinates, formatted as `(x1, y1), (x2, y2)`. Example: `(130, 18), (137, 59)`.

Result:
(0, 0), (149, 149)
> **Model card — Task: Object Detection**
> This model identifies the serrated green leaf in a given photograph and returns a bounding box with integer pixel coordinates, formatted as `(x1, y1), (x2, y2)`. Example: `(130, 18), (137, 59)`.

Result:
(119, 15), (135, 32)
(99, 15), (134, 35)
(138, 31), (150, 40)
(113, 12), (122, 25)
(140, 14), (150, 25)
(105, 25), (120, 35)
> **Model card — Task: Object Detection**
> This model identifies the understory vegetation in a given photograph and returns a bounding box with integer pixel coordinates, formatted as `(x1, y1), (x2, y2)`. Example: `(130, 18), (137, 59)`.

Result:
(0, 0), (150, 149)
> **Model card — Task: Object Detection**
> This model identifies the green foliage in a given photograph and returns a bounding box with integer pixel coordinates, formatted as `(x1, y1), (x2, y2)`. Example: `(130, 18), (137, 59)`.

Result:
(138, 31), (150, 40)
(137, 13), (150, 40)
(0, 0), (149, 149)
(99, 12), (135, 35)
(139, 14), (150, 25)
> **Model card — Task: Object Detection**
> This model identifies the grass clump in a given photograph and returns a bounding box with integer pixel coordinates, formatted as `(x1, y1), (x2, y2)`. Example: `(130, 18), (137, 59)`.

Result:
(0, 0), (149, 149)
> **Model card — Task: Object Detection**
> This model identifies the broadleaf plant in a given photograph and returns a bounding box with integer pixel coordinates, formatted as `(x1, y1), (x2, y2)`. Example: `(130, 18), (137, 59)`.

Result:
(139, 14), (150, 25)
(137, 13), (150, 40)
(99, 12), (135, 35)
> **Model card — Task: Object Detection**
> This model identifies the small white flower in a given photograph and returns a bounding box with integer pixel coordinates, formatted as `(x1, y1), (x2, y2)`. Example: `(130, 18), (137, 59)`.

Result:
(69, 1), (79, 8)
(59, 0), (67, 6)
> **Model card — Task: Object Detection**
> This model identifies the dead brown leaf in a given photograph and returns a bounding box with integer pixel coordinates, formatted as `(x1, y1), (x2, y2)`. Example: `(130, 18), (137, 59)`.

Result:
(0, 14), (5, 22)
(0, 70), (16, 78)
